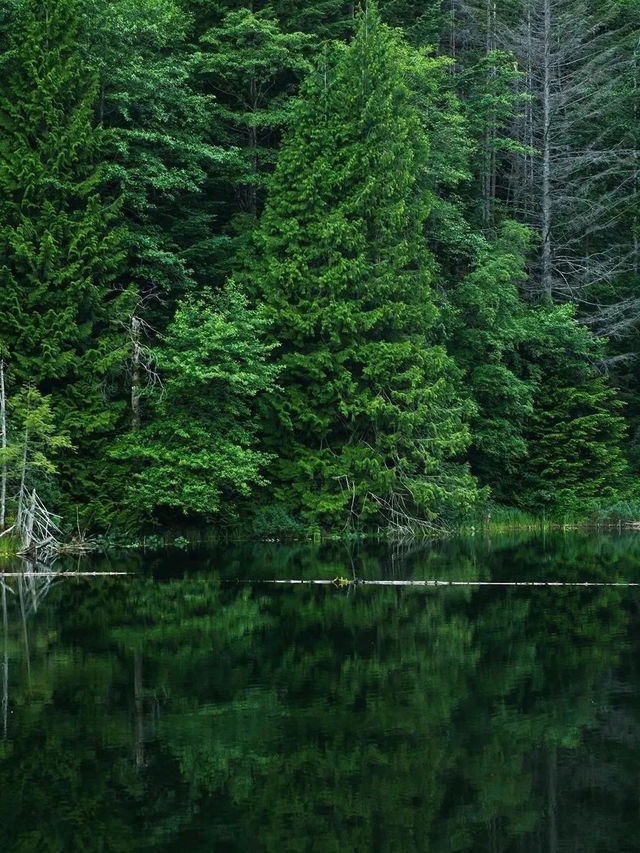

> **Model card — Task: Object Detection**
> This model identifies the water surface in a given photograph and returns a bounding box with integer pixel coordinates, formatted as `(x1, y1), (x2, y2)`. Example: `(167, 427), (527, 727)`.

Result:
(2, 533), (640, 851)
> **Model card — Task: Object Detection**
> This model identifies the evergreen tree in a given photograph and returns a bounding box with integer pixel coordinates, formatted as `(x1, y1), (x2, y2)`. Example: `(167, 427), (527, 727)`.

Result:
(0, 0), (132, 510)
(84, 0), (227, 298)
(251, 3), (478, 531)
(513, 306), (629, 514)
(114, 283), (278, 523)
(379, 0), (446, 46)
(0, 379), (72, 522)
(198, 6), (311, 242)
(393, 43), (537, 504)
(272, 0), (355, 39)
(449, 221), (535, 500)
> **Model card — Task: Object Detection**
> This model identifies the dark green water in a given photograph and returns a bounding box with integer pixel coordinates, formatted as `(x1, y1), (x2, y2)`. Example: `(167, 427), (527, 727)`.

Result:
(2, 533), (640, 852)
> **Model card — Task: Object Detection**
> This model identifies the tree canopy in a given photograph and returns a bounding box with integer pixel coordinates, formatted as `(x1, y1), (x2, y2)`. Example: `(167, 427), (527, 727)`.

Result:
(0, 0), (637, 533)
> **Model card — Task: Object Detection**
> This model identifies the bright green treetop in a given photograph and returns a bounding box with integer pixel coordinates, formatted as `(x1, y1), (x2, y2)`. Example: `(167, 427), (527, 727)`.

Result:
(114, 282), (278, 523)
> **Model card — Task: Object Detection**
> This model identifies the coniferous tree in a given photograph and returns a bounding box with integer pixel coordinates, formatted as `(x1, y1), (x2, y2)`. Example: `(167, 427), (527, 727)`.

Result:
(449, 222), (535, 499)
(251, 3), (478, 531)
(0, 379), (72, 522)
(379, 0), (446, 46)
(114, 283), (278, 524)
(197, 6), (311, 245)
(512, 306), (630, 513)
(272, 0), (355, 39)
(0, 0), (132, 510)
(398, 43), (536, 503)
(84, 0), (227, 299)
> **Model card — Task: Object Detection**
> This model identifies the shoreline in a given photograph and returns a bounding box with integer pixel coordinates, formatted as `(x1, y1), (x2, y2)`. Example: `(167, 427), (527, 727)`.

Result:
(2, 519), (640, 560)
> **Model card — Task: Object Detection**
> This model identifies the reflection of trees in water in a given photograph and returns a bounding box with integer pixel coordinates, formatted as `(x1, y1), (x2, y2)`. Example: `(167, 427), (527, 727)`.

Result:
(1, 538), (640, 850)
(1, 561), (62, 739)
(1, 581), (7, 738)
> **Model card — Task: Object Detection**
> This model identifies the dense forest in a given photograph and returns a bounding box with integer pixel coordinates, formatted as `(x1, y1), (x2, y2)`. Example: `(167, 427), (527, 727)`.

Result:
(0, 0), (639, 537)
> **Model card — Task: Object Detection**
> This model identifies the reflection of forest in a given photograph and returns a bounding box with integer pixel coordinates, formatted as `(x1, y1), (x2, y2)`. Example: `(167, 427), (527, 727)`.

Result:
(1, 535), (640, 851)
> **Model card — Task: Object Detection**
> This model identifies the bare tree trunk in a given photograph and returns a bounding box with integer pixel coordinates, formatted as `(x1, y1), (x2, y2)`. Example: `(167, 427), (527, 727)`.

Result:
(16, 424), (28, 528)
(449, 0), (456, 66)
(481, 0), (498, 231)
(526, 3), (535, 208)
(541, 0), (553, 304)
(0, 361), (6, 530)
(23, 489), (36, 553)
(131, 316), (142, 432)
(633, 36), (640, 275)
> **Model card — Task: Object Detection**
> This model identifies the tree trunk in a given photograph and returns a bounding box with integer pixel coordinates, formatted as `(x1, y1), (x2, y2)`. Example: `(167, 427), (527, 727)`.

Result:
(526, 2), (535, 213)
(16, 424), (28, 527)
(23, 489), (36, 553)
(541, 0), (553, 304)
(448, 0), (457, 68)
(131, 316), (142, 432)
(633, 36), (640, 275)
(482, 0), (498, 232)
(0, 360), (6, 530)
(249, 75), (259, 218)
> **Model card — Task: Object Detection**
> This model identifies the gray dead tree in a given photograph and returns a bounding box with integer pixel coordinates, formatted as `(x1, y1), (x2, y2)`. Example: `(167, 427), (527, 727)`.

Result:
(0, 360), (6, 531)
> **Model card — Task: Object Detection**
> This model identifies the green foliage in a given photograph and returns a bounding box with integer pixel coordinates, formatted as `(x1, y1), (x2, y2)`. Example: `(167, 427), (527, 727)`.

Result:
(198, 6), (312, 225)
(8, 384), (72, 477)
(78, 0), (230, 300)
(0, 0), (133, 511)
(379, 0), (446, 46)
(114, 282), (277, 522)
(0, 378), (72, 520)
(250, 4), (478, 531)
(249, 504), (308, 539)
(512, 306), (630, 514)
(592, 498), (640, 524)
(271, 0), (355, 39)
(0, 0), (634, 531)
(447, 221), (535, 498)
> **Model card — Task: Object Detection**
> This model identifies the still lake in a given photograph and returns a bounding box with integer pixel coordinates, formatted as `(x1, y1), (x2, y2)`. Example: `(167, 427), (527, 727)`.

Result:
(2, 533), (640, 851)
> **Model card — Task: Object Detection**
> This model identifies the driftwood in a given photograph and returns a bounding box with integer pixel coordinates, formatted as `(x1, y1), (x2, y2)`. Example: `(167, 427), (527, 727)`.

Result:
(15, 486), (61, 559)
(235, 578), (640, 589)
(2, 486), (100, 559)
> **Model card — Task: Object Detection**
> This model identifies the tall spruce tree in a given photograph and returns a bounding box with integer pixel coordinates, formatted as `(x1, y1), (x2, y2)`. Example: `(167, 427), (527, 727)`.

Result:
(513, 306), (630, 514)
(448, 222), (535, 500)
(252, 3), (478, 531)
(0, 0), (132, 510)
